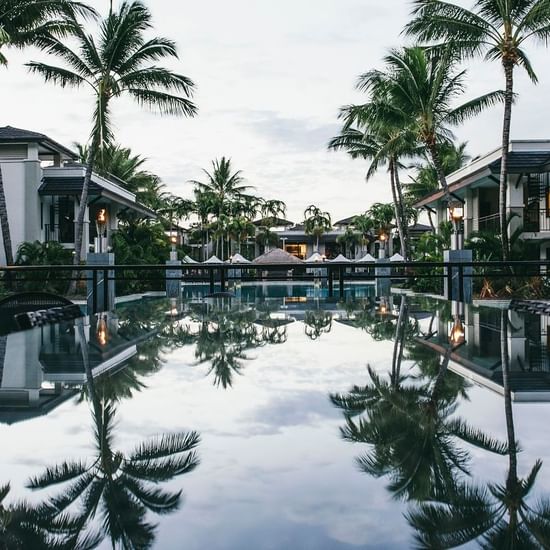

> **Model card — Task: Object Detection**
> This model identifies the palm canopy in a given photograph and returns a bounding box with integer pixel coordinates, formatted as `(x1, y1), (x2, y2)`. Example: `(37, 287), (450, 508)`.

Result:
(405, 0), (550, 82)
(303, 205), (332, 250)
(28, 0), (196, 146)
(0, 0), (96, 65)
(190, 157), (253, 219)
(358, 46), (503, 197)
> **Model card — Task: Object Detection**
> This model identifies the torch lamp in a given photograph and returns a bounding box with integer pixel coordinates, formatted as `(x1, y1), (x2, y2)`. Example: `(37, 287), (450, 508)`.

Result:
(96, 208), (107, 253)
(448, 202), (464, 250)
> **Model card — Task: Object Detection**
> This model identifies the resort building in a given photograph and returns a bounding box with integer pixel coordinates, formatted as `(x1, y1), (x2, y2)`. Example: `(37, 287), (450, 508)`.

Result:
(0, 126), (154, 264)
(414, 140), (550, 260)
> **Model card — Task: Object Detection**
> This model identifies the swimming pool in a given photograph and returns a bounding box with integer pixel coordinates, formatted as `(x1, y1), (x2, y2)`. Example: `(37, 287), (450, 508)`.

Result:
(1, 290), (549, 548)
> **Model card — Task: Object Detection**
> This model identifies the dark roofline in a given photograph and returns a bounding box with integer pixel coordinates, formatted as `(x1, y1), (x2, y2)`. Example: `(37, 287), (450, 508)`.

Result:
(0, 126), (77, 159)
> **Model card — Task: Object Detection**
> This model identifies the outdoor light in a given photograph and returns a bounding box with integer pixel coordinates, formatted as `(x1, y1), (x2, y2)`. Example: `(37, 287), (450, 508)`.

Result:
(449, 316), (466, 347)
(96, 315), (108, 346)
(379, 232), (387, 242)
(96, 208), (107, 253)
(170, 234), (177, 245)
(448, 203), (464, 222)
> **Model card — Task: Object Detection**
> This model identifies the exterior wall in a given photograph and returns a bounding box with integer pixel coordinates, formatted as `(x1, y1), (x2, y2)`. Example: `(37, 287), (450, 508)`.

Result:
(0, 159), (42, 264)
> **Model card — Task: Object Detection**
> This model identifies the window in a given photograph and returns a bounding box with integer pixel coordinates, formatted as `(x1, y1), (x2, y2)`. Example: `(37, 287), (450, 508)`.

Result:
(286, 244), (307, 259)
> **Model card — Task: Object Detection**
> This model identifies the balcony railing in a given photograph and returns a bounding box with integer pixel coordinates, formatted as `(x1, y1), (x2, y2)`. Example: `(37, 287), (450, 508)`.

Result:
(44, 223), (75, 244)
(524, 208), (550, 233)
(477, 213), (500, 232)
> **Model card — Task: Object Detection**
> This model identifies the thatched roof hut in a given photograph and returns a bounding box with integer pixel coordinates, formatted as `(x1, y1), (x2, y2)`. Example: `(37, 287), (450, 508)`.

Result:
(253, 248), (303, 264)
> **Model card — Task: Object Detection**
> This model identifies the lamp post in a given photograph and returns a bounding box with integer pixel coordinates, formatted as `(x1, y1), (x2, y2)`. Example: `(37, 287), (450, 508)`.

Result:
(448, 202), (464, 250)
(96, 208), (107, 253)
(378, 232), (388, 259)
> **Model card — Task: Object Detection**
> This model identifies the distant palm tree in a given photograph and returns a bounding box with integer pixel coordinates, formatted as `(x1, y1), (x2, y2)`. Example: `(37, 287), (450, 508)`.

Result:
(336, 227), (361, 258)
(406, 0), (550, 260)
(0, 0), (96, 266)
(304, 310), (333, 340)
(303, 205), (332, 252)
(27, 0), (197, 290)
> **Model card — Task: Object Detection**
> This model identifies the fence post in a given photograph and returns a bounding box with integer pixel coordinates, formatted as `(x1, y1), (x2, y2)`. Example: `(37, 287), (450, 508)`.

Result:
(328, 266), (333, 298)
(87, 253), (115, 313)
(209, 268), (215, 293)
(339, 266), (344, 299)
(443, 249), (473, 302)
(220, 266), (226, 292)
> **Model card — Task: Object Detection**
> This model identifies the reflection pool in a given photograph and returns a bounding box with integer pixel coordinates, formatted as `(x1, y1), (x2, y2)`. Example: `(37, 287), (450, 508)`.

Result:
(1, 288), (550, 549)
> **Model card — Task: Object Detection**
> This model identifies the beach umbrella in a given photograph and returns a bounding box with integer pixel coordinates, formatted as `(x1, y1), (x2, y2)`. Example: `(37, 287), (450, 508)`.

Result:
(305, 252), (324, 263)
(183, 255), (198, 264)
(203, 255), (223, 264)
(330, 254), (351, 263)
(229, 253), (251, 264)
(390, 253), (405, 262)
(356, 253), (376, 263)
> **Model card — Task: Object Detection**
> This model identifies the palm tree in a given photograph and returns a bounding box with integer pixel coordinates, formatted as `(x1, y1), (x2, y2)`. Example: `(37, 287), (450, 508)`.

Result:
(227, 216), (256, 255)
(0, 0), (95, 266)
(336, 227), (361, 258)
(304, 310), (333, 340)
(190, 158), (252, 260)
(27, 0), (197, 290)
(359, 47), (502, 202)
(303, 205), (332, 252)
(406, 1), (550, 260)
(352, 213), (376, 256)
(407, 310), (550, 548)
(193, 190), (216, 261)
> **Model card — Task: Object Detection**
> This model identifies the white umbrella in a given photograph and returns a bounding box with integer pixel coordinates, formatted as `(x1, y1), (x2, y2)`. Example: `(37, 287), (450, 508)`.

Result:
(182, 255), (198, 264)
(229, 253), (251, 264)
(330, 254), (351, 263)
(203, 255), (223, 264)
(390, 253), (405, 262)
(305, 252), (324, 263)
(356, 253), (376, 263)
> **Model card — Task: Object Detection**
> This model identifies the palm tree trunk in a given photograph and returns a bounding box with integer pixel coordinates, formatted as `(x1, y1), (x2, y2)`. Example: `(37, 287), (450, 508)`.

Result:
(0, 166), (14, 266)
(394, 165), (410, 260)
(391, 298), (408, 387)
(69, 132), (100, 295)
(499, 62), (514, 262)
(428, 142), (451, 202)
(427, 209), (435, 231)
(500, 311), (517, 483)
(389, 160), (407, 259)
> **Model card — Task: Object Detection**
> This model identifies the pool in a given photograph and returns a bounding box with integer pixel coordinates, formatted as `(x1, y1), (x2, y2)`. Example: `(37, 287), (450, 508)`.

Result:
(1, 289), (549, 548)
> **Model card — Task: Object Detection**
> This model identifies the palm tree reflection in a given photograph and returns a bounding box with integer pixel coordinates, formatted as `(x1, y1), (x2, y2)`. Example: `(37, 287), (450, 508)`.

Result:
(27, 320), (201, 549)
(304, 310), (333, 340)
(407, 310), (550, 548)
(331, 297), (507, 502)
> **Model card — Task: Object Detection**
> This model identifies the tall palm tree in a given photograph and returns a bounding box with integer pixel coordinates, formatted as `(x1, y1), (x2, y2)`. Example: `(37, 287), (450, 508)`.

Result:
(0, 0), (96, 267)
(329, 95), (416, 259)
(360, 47), (503, 201)
(303, 204), (332, 252)
(27, 0), (197, 290)
(405, 0), (550, 260)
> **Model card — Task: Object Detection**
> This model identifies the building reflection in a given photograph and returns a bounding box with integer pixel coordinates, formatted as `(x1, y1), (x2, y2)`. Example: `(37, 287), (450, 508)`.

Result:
(0, 303), (163, 424)
(415, 302), (550, 402)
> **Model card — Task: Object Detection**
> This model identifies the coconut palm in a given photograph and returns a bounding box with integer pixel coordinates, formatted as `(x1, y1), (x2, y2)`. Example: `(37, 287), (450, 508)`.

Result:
(304, 310), (333, 340)
(27, 0), (197, 290)
(407, 310), (550, 547)
(0, 0), (96, 266)
(359, 47), (503, 203)
(303, 205), (332, 252)
(227, 216), (256, 255)
(193, 190), (217, 261)
(406, 0), (550, 260)
(336, 227), (361, 258)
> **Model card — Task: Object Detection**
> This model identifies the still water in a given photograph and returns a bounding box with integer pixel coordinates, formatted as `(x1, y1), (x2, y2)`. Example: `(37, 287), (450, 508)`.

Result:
(1, 285), (549, 549)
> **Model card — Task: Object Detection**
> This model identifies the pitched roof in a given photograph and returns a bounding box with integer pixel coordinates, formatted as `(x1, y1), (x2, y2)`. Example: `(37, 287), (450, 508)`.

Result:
(253, 248), (303, 264)
(334, 215), (357, 225)
(0, 126), (77, 159)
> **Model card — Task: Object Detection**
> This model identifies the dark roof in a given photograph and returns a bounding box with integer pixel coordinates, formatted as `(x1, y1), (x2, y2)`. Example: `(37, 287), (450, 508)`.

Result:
(334, 215), (357, 225)
(489, 151), (550, 174)
(0, 126), (77, 159)
(253, 216), (294, 227)
(408, 223), (432, 232)
(39, 176), (155, 218)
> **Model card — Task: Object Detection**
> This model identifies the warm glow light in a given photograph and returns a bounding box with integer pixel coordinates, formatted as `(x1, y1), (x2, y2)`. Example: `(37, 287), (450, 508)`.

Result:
(379, 233), (387, 242)
(449, 204), (464, 222)
(97, 317), (108, 346)
(170, 235), (177, 244)
(449, 317), (465, 346)
(97, 208), (107, 224)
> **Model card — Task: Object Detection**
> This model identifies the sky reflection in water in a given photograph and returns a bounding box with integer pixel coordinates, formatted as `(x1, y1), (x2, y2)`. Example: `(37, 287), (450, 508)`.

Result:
(1, 286), (550, 549)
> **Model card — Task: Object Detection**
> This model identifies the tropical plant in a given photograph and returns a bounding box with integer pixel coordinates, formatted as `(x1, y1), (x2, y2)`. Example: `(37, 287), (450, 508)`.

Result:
(406, 0), (550, 260)
(303, 205), (332, 252)
(27, 0), (197, 290)
(304, 310), (333, 340)
(0, 0), (96, 266)
(336, 227), (361, 258)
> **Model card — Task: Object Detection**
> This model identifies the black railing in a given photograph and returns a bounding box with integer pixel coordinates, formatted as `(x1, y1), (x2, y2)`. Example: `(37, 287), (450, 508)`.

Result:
(477, 213), (500, 232)
(523, 208), (550, 233)
(44, 223), (75, 243)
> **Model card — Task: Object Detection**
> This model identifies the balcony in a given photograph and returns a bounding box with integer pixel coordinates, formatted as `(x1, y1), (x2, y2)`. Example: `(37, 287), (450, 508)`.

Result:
(524, 208), (550, 233)
(477, 213), (500, 232)
(45, 223), (75, 244)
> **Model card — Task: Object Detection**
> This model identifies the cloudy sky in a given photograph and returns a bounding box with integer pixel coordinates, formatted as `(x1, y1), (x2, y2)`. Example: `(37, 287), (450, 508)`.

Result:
(2, 0), (550, 221)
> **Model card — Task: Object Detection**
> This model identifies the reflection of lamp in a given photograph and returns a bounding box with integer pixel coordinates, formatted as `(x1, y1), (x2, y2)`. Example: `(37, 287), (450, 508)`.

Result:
(97, 315), (108, 346)
(449, 316), (466, 346)
(96, 208), (107, 253)
(377, 297), (389, 315)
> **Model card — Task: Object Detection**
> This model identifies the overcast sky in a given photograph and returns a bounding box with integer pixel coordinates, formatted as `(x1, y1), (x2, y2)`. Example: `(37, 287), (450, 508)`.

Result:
(2, 0), (550, 222)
